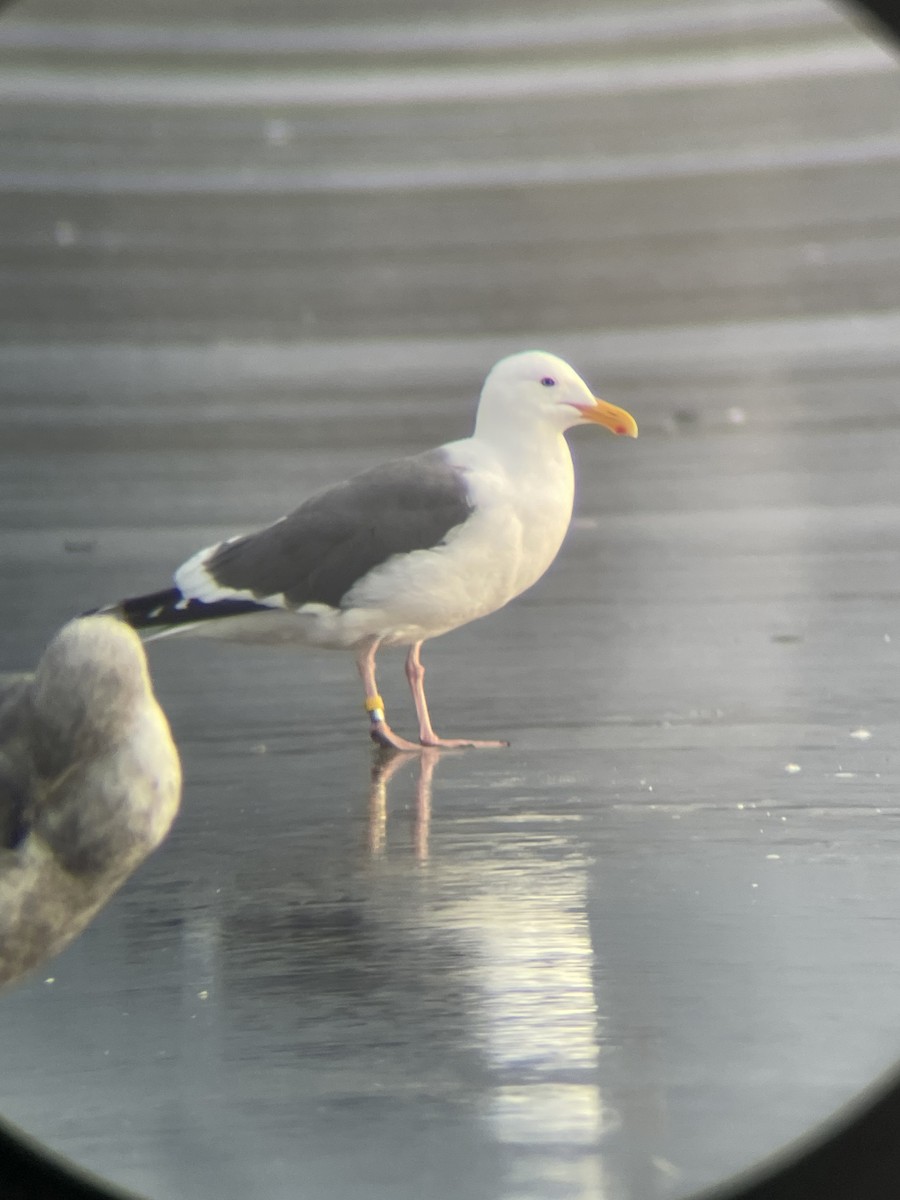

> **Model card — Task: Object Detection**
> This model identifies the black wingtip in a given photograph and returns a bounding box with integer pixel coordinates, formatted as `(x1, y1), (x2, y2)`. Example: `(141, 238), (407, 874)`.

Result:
(79, 602), (126, 621)
(118, 587), (185, 628)
(79, 588), (185, 630)
(82, 587), (273, 632)
(116, 587), (273, 630)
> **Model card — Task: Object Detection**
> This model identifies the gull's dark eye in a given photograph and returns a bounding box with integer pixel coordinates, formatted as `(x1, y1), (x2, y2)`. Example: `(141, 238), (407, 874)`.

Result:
(540, 376), (557, 387)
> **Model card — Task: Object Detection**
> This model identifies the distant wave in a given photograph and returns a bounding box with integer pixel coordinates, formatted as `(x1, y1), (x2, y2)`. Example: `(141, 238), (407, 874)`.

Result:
(0, 41), (891, 110)
(0, 1), (846, 56)
(4, 131), (900, 197)
(4, 312), (900, 399)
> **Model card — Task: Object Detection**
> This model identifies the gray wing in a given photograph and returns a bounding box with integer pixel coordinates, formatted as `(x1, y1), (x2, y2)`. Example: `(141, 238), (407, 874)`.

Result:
(203, 449), (474, 609)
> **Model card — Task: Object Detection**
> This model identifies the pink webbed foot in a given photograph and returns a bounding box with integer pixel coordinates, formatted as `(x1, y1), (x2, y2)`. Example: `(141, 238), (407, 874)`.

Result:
(368, 719), (422, 753)
(418, 734), (509, 749)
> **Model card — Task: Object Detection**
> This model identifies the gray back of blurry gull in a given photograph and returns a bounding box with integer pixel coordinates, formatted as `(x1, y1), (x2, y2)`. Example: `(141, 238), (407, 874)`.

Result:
(0, 617), (181, 990)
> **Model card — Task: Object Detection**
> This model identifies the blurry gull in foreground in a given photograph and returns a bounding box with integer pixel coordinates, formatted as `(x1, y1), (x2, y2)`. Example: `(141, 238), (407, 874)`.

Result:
(0, 617), (181, 989)
(93, 350), (637, 750)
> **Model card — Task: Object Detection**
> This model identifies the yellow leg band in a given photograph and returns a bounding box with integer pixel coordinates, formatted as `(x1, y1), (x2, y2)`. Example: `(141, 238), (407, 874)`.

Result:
(365, 694), (385, 717)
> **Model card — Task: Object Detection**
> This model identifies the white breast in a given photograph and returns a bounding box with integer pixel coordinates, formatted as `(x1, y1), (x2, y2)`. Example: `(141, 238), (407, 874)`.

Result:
(342, 433), (576, 645)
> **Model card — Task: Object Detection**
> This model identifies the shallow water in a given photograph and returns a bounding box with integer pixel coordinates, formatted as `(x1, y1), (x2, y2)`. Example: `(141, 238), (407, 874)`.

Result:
(2, 2), (900, 1198)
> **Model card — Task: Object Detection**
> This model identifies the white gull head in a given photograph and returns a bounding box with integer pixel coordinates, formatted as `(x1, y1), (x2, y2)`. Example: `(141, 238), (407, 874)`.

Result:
(474, 350), (639, 440)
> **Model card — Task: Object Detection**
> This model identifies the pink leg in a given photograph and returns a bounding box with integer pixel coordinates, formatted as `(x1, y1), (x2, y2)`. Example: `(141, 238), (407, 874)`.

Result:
(355, 637), (420, 751)
(405, 641), (508, 749)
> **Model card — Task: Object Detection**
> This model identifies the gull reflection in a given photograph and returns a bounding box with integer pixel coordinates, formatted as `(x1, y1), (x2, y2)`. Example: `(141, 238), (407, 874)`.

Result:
(366, 747), (438, 861)
(366, 750), (616, 1198)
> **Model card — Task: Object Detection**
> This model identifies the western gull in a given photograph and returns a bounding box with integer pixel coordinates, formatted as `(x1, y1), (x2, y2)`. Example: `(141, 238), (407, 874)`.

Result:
(1, 617), (181, 988)
(93, 351), (637, 750)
